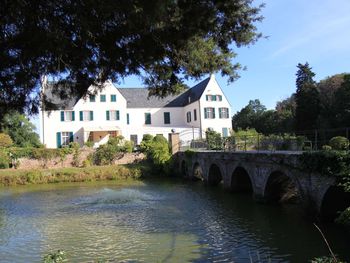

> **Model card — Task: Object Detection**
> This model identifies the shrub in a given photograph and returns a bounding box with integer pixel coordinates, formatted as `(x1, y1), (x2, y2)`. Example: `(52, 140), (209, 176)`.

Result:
(140, 134), (154, 152)
(84, 141), (94, 148)
(0, 150), (10, 169)
(335, 207), (350, 229)
(329, 136), (349, 150)
(123, 140), (134, 153)
(69, 142), (81, 167)
(140, 134), (171, 171)
(206, 130), (222, 150)
(0, 133), (13, 148)
(322, 145), (332, 151)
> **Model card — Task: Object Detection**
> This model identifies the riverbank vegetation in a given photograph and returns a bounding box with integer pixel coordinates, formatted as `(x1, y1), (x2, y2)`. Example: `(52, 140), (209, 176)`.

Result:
(0, 163), (148, 187)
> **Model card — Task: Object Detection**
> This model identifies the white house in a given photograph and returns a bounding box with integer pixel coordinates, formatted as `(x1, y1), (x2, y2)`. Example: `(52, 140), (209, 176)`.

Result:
(40, 74), (232, 148)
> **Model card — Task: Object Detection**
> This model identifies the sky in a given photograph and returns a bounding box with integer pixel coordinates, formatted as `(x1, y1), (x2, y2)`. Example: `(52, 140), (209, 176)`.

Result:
(32, 0), (350, 132)
(118, 0), (350, 112)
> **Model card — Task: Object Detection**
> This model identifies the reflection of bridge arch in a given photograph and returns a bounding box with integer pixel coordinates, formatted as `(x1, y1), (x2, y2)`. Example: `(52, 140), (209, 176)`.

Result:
(230, 166), (253, 193)
(207, 163), (223, 186)
(320, 186), (350, 221)
(192, 162), (204, 181)
(264, 171), (300, 203)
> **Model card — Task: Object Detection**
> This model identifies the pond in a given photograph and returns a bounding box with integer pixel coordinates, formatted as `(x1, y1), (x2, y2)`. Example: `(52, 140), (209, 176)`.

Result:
(0, 179), (349, 262)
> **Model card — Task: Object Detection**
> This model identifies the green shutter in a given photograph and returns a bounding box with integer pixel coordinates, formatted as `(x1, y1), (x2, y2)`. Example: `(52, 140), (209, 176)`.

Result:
(60, 111), (65, 121)
(106, 111), (110, 120)
(56, 132), (61, 148)
(206, 95), (209, 101)
(145, 113), (151, 124)
(116, 110), (120, 120)
(219, 108), (222, 118)
(69, 132), (74, 142)
(212, 95), (217, 101)
(204, 108), (208, 119)
(164, 112), (169, 124)
(79, 111), (83, 121)
(127, 113), (130, 124)
(212, 108), (215, 118)
(90, 111), (94, 121)
(72, 111), (75, 121)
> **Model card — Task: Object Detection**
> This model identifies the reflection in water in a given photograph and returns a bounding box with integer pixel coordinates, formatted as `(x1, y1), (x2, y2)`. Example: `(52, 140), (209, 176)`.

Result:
(0, 180), (349, 262)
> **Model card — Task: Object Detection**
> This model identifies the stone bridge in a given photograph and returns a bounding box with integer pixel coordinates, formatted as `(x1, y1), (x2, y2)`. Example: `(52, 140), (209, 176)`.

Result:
(176, 151), (350, 220)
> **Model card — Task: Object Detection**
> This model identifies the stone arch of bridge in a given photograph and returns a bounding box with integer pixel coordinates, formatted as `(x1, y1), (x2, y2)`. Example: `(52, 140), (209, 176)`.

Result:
(192, 161), (204, 181)
(320, 185), (350, 221)
(229, 166), (254, 194)
(206, 162), (225, 186)
(263, 170), (300, 203)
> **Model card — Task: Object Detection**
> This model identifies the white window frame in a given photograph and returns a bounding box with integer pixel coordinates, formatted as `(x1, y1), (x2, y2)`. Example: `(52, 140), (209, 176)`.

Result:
(64, 111), (73, 121)
(61, 132), (71, 147)
(82, 111), (92, 121)
(219, 107), (229, 119)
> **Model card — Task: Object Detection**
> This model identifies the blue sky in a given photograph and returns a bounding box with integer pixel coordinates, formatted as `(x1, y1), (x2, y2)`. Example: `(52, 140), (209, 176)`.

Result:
(118, 0), (350, 112)
(33, 0), (350, 132)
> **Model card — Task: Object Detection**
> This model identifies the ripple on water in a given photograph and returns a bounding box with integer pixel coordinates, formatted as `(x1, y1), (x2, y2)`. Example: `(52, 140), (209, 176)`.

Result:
(0, 182), (350, 262)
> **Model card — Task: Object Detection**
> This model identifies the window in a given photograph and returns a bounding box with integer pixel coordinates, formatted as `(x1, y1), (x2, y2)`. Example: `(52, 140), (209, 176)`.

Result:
(106, 110), (120, 121)
(186, 111), (191, 123)
(194, 109), (197, 121)
(61, 132), (73, 147)
(222, 128), (229, 137)
(206, 94), (219, 101)
(127, 113), (130, 125)
(145, 113), (151, 124)
(60, 111), (75, 122)
(111, 94), (117, 102)
(80, 111), (94, 121)
(204, 107), (215, 119)
(89, 95), (96, 102)
(164, 112), (170, 124)
(100, 94), (106, 102)
(219, 107), (229, 119)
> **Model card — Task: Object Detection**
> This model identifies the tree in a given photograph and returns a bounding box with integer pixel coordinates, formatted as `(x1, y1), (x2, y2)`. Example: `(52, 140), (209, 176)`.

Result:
(317, 74), (347, 129)
(295, 63), (320, 131)
(333, 74), (350, 127)
(275, 95), (296, 132)
(1, 112), (41, 147)
(232, 99), (266, 130)
(0, 1), (264, 118)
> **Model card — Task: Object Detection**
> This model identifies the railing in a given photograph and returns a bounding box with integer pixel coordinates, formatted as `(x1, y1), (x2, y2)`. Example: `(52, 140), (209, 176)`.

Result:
(179, 135), (313, 153)
(178, 127), (350, 153)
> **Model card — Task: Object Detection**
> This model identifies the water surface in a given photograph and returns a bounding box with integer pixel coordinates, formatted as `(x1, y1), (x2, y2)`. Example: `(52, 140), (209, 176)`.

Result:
(0, 180), (349, 262)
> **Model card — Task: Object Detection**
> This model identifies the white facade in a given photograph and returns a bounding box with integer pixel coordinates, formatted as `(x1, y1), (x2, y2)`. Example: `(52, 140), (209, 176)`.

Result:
(40, 75), (232, 148)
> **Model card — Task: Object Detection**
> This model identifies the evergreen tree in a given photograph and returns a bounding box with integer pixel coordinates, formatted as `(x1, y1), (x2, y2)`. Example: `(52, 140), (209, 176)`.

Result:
(295, 63), (320, 131)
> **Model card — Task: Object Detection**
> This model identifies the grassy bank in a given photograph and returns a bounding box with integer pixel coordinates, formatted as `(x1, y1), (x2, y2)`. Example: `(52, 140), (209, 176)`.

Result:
(0, 163), (150, 187)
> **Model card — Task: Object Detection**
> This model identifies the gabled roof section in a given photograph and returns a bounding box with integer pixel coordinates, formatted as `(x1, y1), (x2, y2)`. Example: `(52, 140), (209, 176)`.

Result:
(42, 82), (80, 110)
(41, 76), (211, 110)
(117, 77), (210, 108)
